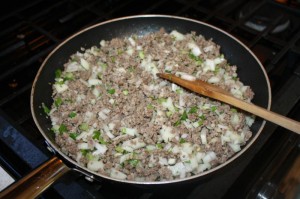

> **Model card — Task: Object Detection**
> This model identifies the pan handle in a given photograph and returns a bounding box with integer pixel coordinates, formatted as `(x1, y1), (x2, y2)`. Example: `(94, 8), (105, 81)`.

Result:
(0, 156), (70, 199)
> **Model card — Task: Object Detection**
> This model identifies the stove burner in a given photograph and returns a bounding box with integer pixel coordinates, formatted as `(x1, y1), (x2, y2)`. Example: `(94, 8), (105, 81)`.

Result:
(238, 3), (290, 33)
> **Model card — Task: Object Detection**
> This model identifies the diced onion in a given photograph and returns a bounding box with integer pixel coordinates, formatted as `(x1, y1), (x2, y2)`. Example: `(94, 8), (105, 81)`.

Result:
(110, 168), (127, 180)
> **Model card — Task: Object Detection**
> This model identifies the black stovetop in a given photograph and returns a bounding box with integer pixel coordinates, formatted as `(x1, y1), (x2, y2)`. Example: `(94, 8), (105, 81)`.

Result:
(1, 0), (300, 198)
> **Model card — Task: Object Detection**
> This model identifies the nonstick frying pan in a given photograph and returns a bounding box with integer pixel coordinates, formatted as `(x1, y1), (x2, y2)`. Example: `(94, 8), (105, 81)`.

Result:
(0, 15), (271, 199)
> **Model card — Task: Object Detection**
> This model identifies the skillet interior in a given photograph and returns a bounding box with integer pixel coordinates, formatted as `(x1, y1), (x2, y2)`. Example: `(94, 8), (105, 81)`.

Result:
(31, 15), (271, 184)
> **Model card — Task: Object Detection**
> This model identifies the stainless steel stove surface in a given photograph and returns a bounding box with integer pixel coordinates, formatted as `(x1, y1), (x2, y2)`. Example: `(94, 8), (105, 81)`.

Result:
(0, 0), (300, 198)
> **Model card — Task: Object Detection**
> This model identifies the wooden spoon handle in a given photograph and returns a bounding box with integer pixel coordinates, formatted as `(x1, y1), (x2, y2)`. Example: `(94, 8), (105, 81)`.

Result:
(157, 73), (300, 134)
(216, 93), (300, 134)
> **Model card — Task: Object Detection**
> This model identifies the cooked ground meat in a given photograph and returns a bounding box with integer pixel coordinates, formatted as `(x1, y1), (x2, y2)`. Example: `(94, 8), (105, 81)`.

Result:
(48, 29), (255, 182)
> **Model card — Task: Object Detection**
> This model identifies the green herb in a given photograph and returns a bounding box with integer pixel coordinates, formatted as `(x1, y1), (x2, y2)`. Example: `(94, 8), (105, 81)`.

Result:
(128, 66), (135, 72)
(184, 160), (191, 164)
(55, 69), (62, 78)
(175, 89), (183, 94)
(54, 97), (63, 108)
(197, 115), (206, 126)
(69, 112), (77, 118)
(138, 51), (145, 59)
(123, 90), (129, 95)
(188, 52), (203, 65)
(107, 88), (115, 95)
(121, 127), (127, 134)
(79, 123), (89, 131)
(100, 63), (107, 70)
(157, 97), (167, 104)
(156, 143), (163, 149)
(211, 106), (217, 112)
(69, 132), (78, 140)
(179, 138), (186, 144)
(58, 124), (68, 134)
(92, 130), (101, 140)
(165, 70), (172, 73)
(181, 111), (188, 120)
(41, 103), (50, 115)
(93, 130), (106, 144)
(80, 149), (90, 156)
(147, 104), (154, 109)
(64, 72), (74, 81)
(199, 115), (206, 120)
(115, 146), (124, 153)
(110, 56), (116, 63)
(214, 66), (220, 75)
(174, 120), (182, 127)
(128, 159), (139, 167)
(166, 111), (172, 117)
(188, 106), (198, 114)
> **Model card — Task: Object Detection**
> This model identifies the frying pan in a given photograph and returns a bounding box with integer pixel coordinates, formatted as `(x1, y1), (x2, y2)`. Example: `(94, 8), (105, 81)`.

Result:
(0, 15), (271, 198)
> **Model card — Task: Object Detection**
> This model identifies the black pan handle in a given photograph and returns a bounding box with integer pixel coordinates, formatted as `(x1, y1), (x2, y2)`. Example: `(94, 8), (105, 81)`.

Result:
(0, 156), (70, 199)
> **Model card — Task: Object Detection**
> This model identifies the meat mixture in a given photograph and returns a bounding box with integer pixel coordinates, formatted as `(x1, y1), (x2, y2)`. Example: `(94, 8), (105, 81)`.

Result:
(46, 29), (255, 182)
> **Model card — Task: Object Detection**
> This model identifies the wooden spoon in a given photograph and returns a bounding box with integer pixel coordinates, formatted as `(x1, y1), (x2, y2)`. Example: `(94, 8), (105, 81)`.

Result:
(157, 73), (300, 134)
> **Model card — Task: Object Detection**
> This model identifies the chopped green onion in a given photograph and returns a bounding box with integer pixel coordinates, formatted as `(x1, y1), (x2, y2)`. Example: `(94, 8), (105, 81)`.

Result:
(111, 56), (116, 63)
(54, 97), (63, 107)
(211, 106), (217, 112)
(166, 111), (172, 117)
(181, 111), (188, 121)
(188, 106), (198, 114)
(139, 51), (145, 59)
(115, 146), (124, 153)
(188, 52), (203, 65)
(179, 138), (186, 144)
(199, 115), (206, 120)
(59, 124), (68, 134)
(92, 130), (101, 140)
(80, 149), (90, 156)
(121, 127), (127, 134)
(69, 132), (78, 140)
(107, 88), (115, 95)
(156, 143), (163, 149)
(64, 72), (74, 81)
(184, 160), (191, 164)
(55, 69), (62, 78)
(174, 111), (188, 126)
(147, 104), (154, 109)
(231, 108), (237, 113)
(69, 112), (77, 118)
(93, 130), (106, 144)
(128, 159), (139, 167)
(128, 66), (135, 72)
(165, 70), (172, 73)
(41, 103), (50, 115)
(100, 63), (107, 70)
(157, 97), (167, 104)
(79, 123), (89, 131)
(123, 90), (129, 95)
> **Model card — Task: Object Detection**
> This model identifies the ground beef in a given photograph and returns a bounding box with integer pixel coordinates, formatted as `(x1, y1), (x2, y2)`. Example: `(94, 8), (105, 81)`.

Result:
(48, 29), (255, 182)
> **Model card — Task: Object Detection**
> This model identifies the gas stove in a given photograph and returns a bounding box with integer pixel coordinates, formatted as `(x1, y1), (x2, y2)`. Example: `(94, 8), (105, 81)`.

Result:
(0, 0), (300, 198)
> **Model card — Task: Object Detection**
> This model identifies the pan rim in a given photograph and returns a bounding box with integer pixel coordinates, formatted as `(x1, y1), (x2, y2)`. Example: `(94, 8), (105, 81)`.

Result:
(30, 14), (272, 185)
